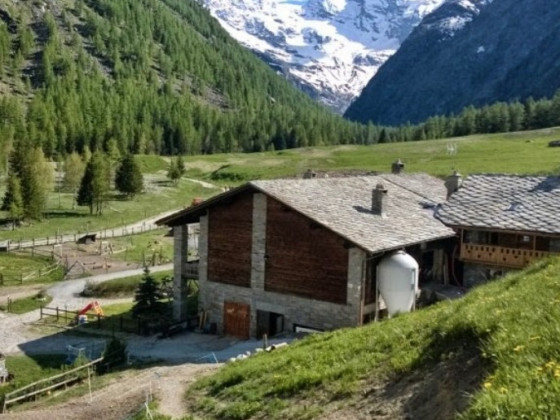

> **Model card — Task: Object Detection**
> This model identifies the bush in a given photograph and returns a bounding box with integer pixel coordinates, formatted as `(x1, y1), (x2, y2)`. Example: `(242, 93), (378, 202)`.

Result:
(98, 337), (127, 374)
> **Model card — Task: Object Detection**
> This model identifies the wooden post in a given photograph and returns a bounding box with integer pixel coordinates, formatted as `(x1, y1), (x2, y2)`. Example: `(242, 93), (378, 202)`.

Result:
(47, 236), (49, 245)
(40, 304), (43, 320)
(56, 306), (59, 322)
(97, 314), (101, 329)
(0, 273), (3, 286)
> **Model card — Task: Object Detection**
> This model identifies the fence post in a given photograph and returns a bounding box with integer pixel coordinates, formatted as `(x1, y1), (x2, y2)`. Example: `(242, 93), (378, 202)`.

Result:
(47, 236), (49, 246)
(40, 304), (43, 320)
(56, 306), (59, 322)
(0, 273), (3, 285)
(97, 314), (101, 329)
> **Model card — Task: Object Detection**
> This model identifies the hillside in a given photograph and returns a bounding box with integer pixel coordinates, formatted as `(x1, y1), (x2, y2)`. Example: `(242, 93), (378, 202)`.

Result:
(0, 0), (367, 172)
(187, 257), (560, 419)
(345, 0), (560, 126)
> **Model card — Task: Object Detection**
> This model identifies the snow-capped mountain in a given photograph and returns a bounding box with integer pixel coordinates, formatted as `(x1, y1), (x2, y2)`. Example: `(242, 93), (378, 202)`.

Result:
(201, 0), (445, 112)
(345, 0), (560, 126)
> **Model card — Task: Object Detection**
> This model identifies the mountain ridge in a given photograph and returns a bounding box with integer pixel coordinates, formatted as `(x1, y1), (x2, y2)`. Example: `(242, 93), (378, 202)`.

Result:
(344, 0), (560, 125)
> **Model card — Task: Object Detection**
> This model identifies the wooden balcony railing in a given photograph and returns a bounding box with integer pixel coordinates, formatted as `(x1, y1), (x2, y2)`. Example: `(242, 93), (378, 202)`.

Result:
(460, 243), (555, 268)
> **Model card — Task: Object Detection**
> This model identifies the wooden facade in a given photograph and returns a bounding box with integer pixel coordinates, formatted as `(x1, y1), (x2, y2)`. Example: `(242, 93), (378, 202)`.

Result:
(207, 192), (253, 287)
(460, 229), (560, 269)
(264, 199), (349, 304)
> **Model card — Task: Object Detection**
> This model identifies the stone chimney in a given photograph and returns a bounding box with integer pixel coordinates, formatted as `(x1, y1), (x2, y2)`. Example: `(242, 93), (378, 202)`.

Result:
(391, 159), (405, 174)
(444, 170), (463, 199)
(372, 183), (388, 217)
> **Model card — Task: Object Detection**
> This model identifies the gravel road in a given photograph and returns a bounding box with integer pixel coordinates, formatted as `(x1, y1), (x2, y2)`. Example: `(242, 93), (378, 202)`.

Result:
(0, 264), (173, 355)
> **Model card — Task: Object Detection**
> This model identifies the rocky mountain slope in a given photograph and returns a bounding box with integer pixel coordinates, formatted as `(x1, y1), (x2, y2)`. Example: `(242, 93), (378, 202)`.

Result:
(345, 0), (560, 125)
(201, 0), (445, 112)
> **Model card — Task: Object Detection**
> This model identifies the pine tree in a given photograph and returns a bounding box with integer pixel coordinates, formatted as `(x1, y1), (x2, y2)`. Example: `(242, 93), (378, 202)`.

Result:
(132, 268), (167, 318)
(115, 154), (143, 198)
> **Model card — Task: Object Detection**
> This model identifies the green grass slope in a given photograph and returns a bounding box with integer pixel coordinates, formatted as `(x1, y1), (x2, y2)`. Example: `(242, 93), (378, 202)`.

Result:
(188, 258), (560, 420)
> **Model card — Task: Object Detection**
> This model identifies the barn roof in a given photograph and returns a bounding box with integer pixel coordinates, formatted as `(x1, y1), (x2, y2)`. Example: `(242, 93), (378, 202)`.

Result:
(157, 173), (455, 253)
(435, 174), (560, 234)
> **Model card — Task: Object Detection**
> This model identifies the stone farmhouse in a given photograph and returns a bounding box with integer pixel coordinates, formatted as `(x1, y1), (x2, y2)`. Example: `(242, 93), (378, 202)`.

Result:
(436, 174), (560, 287)
(157, 172), (456, 339)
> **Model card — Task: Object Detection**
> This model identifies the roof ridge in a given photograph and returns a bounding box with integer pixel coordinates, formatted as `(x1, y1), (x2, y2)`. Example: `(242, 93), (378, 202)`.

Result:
(379, 174), (441, 206)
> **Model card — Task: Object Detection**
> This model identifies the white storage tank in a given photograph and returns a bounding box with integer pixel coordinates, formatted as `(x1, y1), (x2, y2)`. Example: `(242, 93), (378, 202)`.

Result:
(377, 251), (419, 317)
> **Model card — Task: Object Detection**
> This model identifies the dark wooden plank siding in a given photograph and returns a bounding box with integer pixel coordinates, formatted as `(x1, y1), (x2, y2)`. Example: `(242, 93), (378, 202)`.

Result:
(265, 199), (348, 304)
(207, 192), (253, 287)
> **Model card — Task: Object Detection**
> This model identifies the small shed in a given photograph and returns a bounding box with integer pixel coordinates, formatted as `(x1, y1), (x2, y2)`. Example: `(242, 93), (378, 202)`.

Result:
(77, 234), (97, 244)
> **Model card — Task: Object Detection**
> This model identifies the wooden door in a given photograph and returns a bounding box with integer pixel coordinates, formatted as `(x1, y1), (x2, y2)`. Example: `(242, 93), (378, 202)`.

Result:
(223, 301), (250, 339)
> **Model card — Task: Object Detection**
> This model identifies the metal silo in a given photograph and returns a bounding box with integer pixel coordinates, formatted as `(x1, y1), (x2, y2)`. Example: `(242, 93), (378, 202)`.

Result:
(376, 251), (419, 318)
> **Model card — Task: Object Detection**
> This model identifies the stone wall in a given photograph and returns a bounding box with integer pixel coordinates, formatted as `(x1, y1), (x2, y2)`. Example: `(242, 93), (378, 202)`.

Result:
(172, 225), (189, 321)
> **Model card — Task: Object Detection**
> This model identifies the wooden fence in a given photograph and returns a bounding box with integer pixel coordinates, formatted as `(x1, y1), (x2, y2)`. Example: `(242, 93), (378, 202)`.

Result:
(1, 357), (103, 413)
(39, 305), (145, 335)
(2, 223), (163, 252)
(0, 262), (61, 286)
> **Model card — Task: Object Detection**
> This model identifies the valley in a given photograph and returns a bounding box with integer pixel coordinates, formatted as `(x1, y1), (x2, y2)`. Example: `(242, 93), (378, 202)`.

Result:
(1, 0), (560, 418)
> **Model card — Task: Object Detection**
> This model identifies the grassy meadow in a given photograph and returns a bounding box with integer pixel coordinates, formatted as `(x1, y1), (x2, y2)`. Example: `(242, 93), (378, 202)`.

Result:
(188, 257), (560, 419)
(0, 253), (64, 286)
(186, 127), (560, 181)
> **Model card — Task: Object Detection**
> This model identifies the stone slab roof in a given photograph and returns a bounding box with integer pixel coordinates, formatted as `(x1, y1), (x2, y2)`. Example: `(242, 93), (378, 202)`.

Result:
(435, 174), (560, 234)
(249, 173), (454, 253)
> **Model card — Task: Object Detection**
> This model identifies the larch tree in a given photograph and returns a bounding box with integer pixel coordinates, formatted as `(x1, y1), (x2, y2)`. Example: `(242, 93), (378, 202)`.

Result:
(166, 158), (180, 184)
(77, 151), (109, 215)
(1, 172), (24, 227)
(63, 152), (86, 208)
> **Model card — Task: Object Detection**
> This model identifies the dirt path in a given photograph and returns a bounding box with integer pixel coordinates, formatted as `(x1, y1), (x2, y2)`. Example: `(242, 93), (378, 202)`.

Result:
(2, 363), (220, 420)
